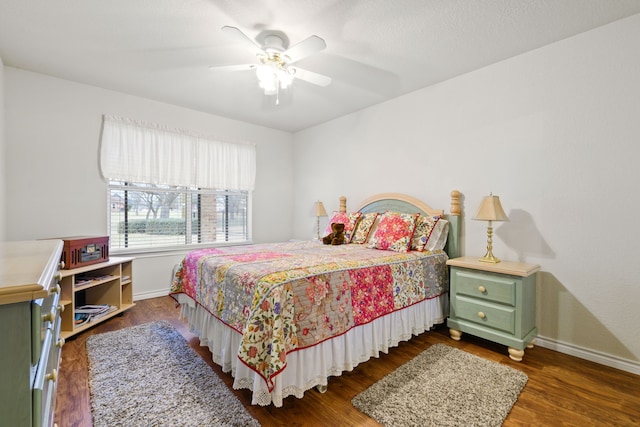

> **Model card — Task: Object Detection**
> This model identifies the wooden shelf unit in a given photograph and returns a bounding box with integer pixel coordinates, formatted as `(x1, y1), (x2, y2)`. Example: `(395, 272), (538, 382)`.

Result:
(58, 257), (134, 339)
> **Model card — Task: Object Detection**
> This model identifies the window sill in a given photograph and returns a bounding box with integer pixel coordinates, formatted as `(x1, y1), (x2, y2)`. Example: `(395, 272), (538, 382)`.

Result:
(111, 241), (254, 258)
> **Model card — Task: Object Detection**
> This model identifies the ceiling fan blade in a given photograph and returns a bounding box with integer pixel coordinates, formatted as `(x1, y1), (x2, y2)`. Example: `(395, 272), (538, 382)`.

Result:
(209, 64), (257, 72)
(290, 67), (332, 87)
(221, 26), (261, 55)
(284, 35), (327, 63)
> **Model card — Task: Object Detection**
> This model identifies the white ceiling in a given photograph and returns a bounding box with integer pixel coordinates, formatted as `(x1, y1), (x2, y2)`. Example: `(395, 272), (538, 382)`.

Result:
(1, 1), (640, 132)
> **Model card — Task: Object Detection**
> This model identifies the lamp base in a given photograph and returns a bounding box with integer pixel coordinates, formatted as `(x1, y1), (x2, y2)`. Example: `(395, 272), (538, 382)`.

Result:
(479, 223), (501, 263)
(478, 252), (501, 263)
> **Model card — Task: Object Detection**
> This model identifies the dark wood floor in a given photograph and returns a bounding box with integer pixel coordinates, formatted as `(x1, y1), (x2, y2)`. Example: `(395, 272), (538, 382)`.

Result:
(55, 296), (640, 426)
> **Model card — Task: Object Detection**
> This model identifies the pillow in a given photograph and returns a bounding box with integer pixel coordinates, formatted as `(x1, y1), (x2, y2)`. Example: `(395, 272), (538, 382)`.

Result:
(350, 212), (379, 244)
(411, 215), (442, 252)
(368, 211), (419, 252)
(424, 218), (449, 251)
(324, 211), (362, 243)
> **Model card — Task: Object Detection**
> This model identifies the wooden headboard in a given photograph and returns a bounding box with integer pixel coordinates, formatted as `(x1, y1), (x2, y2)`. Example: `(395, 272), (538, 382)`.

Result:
(338, 191), (462, 258)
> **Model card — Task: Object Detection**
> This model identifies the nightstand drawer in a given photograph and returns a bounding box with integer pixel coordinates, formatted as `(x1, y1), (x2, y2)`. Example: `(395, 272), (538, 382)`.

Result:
(453, 269), (516, 306)
(454, 295), (516, 334)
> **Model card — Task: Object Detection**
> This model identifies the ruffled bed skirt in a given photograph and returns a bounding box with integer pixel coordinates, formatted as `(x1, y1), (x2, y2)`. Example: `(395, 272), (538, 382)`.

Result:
(174, 293), (449, 407)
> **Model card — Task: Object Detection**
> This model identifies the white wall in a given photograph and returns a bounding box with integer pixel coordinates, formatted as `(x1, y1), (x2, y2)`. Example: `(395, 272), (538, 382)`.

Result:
(0, 56), (5, 241)
(4, 69), (294, 298)
(293, 15), (640, 371)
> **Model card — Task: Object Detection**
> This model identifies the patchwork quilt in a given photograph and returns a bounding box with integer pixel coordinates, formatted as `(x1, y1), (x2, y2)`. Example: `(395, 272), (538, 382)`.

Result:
(170, 240), (448, 390)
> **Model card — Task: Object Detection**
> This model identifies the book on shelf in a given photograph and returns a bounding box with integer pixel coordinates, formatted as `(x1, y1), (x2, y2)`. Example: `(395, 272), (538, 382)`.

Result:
(92, 274), (115, 281)
(74, 304), (117, 325)
(90, 305), (118, 320)
(74, 312), (93, 326)
(75, 277), (92, 286)
(74, 274), (115, 286)
(75, 304), (112, 314)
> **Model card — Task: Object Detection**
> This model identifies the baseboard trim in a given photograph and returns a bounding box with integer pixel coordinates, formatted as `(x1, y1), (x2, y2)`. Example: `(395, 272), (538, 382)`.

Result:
(535, 335), (640, 376)
(134, 289), (172, 301)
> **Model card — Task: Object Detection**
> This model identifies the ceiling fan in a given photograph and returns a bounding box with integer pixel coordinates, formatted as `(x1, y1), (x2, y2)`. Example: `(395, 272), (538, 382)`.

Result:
(210, 26), (332, 103)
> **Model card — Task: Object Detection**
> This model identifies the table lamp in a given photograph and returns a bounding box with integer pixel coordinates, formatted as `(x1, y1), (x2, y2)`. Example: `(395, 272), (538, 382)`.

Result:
(314, 201), (328, 240)
(473, 193), (509, 263)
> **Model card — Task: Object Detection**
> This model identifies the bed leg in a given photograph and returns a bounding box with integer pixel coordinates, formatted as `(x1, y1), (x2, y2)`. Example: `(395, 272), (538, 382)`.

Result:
(316, 384), (328, 393)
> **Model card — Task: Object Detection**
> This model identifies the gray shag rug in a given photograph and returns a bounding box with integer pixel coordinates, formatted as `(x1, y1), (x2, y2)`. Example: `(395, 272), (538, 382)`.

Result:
(352, 343), (528, 427)
(86, 321), (260, 427)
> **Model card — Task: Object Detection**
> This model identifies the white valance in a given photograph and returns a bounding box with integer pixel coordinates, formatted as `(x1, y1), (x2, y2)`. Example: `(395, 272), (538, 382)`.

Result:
(100, 115), (256, 191)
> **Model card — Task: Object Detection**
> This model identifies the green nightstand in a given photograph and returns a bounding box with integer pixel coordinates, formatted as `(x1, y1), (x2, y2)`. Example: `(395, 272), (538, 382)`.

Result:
(446, 256), (540, 361)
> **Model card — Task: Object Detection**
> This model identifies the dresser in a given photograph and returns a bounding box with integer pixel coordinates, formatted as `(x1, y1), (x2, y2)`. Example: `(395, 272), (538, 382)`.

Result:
(446, 256), (540, 361)
(0, 240), (64, 427)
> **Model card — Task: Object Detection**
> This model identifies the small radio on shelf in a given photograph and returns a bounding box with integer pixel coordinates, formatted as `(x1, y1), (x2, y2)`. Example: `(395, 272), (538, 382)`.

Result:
(54, 236), (109, 269)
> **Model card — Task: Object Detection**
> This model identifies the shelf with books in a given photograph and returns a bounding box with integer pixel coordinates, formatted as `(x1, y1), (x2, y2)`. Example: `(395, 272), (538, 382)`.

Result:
(58, 257), (135, 339)
(73, 274), (119, 291)
(74, 304), (118, 326)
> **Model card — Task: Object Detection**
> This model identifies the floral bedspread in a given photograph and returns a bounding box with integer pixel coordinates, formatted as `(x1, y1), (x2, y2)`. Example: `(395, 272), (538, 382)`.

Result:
(170, 240), (448, 390)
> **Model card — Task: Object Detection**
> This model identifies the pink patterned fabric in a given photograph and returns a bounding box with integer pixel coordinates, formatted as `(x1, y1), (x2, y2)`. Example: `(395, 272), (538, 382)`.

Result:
(324, 211), (362, 243)
(171, 241), (448, 393)
(350, 212), (378, 244)
(368, 211), (419, 252)
(411, 215), (442, 252)
(348, 265), (394, 324)
(180, 247), (225, 298)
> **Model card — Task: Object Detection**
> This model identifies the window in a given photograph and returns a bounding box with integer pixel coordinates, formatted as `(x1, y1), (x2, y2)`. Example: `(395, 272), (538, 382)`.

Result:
(109, 182), (248, 250)
(100, 115), (256, 252)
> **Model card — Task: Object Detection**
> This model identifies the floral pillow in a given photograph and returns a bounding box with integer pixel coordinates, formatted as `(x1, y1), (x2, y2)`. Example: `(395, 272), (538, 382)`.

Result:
(411, 215), (441, 252)
(424, 218), (450, 251)
(350, 212), (379, 244)
(324, 211), (362, 243)
(368, 211), (419, 252)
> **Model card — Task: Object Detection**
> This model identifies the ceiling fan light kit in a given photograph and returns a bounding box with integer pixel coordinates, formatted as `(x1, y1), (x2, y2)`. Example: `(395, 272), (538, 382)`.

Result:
(256, 57), (294, 96)
(212, 26), (331, 104)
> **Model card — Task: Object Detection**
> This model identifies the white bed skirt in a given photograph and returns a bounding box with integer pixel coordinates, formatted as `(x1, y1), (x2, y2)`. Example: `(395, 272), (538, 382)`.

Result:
(175, 293), (449, 407)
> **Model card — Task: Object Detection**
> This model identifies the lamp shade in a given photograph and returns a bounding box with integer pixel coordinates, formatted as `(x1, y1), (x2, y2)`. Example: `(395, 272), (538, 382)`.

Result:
(473, 194), (509, 222)
(314, 201), (327, 217)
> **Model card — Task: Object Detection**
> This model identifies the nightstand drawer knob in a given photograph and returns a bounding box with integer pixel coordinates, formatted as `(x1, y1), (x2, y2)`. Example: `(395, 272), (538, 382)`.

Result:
(477, 311), (486, 319)
(478, 286), (486, 293)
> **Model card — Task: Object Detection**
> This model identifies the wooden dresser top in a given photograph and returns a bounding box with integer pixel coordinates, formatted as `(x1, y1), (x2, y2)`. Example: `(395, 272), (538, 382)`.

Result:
(0, 240), (63, 304)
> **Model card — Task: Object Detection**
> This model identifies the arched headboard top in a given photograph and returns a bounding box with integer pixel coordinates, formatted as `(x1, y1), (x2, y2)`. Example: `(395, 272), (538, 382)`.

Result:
(355, 192), (449, 217)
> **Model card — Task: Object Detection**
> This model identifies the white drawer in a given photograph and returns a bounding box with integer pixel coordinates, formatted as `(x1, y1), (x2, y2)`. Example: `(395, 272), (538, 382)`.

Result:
(31, 289), (60, 366)
(32, 328), (53, 427)
(32, 318), (61, 427)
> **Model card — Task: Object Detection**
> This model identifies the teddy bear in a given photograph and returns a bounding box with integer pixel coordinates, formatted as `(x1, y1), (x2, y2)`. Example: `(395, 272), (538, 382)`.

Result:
(322, 222), (346, 245)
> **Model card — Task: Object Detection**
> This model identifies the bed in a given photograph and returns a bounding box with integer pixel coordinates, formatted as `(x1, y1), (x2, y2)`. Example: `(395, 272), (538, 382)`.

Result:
(170, 191), (461, 407)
